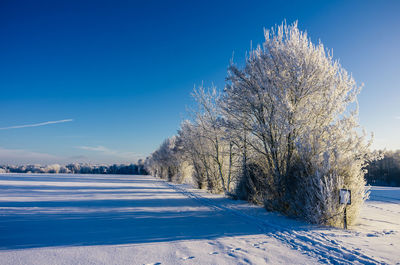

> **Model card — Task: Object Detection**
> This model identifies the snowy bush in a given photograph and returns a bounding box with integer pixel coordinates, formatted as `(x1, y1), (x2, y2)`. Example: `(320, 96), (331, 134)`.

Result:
(234, 162), (268, 205)
(45, 164), (61, 173)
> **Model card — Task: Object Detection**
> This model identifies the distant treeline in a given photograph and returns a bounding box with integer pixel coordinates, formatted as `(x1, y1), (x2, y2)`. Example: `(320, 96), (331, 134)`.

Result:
(365, 150), (400, 186)
(0, 163), (148, 175)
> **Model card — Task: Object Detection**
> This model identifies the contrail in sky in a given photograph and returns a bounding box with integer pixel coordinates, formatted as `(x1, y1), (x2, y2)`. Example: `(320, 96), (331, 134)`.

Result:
(0, 119), (74, 130)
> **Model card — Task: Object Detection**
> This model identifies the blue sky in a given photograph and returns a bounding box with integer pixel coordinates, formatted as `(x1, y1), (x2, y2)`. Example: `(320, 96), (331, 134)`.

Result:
(0, 0), (399, 165)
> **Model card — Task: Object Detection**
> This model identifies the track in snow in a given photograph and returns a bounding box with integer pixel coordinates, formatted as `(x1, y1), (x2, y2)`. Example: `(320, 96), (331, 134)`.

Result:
(164, 180), (385, 265)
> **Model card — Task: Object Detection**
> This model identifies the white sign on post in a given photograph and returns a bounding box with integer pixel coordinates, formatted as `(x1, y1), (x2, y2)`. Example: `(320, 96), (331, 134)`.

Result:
(339, 189), (351, 205)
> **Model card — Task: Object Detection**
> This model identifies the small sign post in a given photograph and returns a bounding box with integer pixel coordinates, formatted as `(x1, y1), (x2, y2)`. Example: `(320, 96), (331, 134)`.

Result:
(339, 189), (351, 229)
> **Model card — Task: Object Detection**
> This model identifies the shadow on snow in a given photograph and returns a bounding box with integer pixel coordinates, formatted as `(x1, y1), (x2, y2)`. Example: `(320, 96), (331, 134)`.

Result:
(0, 174), (267, 250)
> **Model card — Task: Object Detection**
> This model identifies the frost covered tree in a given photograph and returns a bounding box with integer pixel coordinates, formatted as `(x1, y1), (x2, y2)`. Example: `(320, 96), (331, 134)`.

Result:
(190, 86), (231, 193)
(146, 137), (180, 181)
(146, 21), (378, 227)
(176, 120), (209, 189)
(147, 86), (240, 193)
(224, 21), (376, 226)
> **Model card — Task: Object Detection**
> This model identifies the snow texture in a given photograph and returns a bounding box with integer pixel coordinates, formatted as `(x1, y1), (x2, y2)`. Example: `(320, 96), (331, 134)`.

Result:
(0, 173), (398, 264)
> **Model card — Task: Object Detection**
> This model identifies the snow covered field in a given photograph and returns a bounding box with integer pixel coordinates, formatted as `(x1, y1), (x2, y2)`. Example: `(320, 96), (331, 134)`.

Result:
(0, 174), (398, 265)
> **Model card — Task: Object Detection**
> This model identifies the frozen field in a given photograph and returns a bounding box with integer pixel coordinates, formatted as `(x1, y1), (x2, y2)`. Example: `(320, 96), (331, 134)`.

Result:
(0, 174), (399, 265)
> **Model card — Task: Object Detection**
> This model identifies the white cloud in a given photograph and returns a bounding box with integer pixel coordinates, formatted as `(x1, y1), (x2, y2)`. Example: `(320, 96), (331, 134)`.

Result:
(0, 147), (60, 165)
(76, 145), (142, 161)
(0, 119), (73, 130)
(78, 145), (110, 153)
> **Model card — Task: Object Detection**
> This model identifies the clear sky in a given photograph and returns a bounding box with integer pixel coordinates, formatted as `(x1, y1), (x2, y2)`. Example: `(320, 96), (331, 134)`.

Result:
(0, 0), (399, 165)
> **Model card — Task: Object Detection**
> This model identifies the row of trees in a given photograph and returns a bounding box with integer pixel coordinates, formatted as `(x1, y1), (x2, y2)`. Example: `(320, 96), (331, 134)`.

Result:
(365, 150), (400, 186)
(0, 162), (147, 175)
(146, 22), (379, 227)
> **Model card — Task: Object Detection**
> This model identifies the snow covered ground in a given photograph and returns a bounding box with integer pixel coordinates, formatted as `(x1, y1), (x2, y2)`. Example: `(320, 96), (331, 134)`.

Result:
(0, 174), (398, 265)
